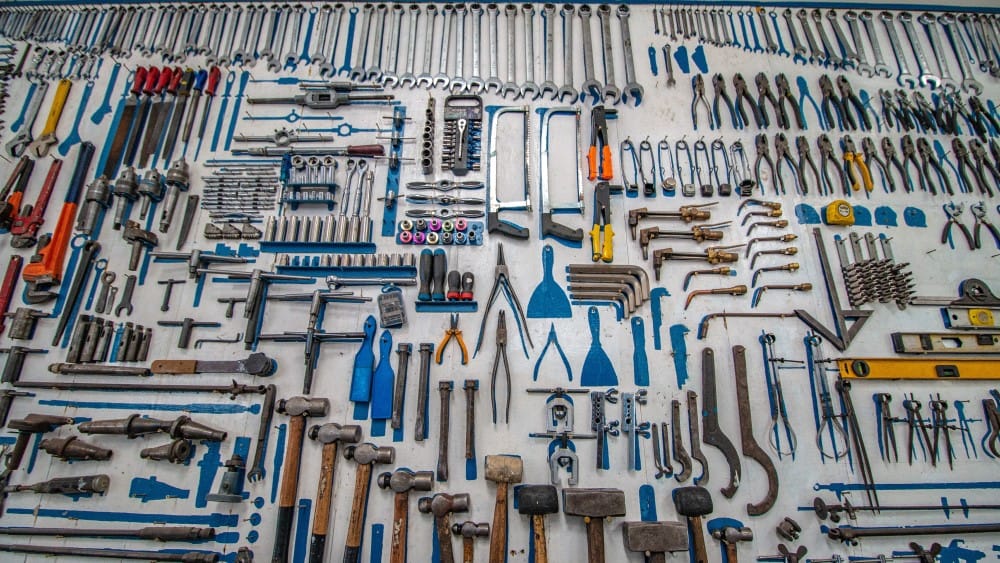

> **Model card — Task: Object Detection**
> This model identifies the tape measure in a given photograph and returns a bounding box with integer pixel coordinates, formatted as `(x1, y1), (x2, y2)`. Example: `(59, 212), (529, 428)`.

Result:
(825, 200), (855, 226)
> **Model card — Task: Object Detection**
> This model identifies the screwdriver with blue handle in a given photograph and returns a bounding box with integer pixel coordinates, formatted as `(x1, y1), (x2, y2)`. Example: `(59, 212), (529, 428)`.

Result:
(193, 67), (222, 160)
(180, 69), (208, 154)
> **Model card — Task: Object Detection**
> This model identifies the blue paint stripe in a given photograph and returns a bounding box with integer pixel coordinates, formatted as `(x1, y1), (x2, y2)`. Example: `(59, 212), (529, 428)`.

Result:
(39, 400), (260, 415)
(271, 423), (287, 504)
(815, 480), (1000, 499)
(7, 507), (239, 527)
(370, 524), (385, 563)
(293, 498), (312, 563)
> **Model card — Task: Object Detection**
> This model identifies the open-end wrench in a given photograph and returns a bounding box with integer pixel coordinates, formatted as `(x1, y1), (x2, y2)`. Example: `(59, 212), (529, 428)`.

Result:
(959, 14), (989, 73)
(484, 4), (503, 93)
(520, 4), (540, 100)
(826, 10), (859, 69)
(617, 5), (643, 105)
(757, 8), (778, 53)
(231, 4), (254, 65)
(797, 9), (824, 64)
(596, 5), (619, 105)
(539, 4), (558, 99)
(844, 12), (874, 77)
(450, 4), (468, 92)
(811, 9), (843, 67)
(206, 7), (230, 65)
(217, 6), (240, 66)
(467, 4), (485, 93)
(880, 12), (917, 87)
(557, 4), (578, 103)
(939, 14), (983, 95)
(284, 5), (306, 69)
(783, 9), (807, 64)
(259, 5), (280, 61)
(197, 7), (218, 57)
(366, 4), (389, 82)
(858, 12), (891, 79)
(578, 6), (602, 103)
(415, 4), (437, 88)
(919, 13), (958, 93)
(501, 4), (519, 98)
(266, 6), (289, 72)
(312, 4), (332, 65)
(897, 12), (940, 89)
(185, 6), (206, 56)
(381, 4), (403, 87)
(350, 4), (374, 81)
(433, 4), (454, 89)
(721, 10), (734, 47)
(397, 5), (420, 87)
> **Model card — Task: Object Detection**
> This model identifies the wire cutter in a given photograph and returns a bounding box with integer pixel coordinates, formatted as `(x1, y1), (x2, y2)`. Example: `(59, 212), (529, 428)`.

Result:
(835, 75), (871, 131)
(796, 136), (820, 195)
(436, 313), (469, 365)
(818, 75), (843, 131)
(587, 106), (616, 181)
(953, 138), (992, 197)
(941, 202), (975, 250)
(590, 182), (621, 263)
(733, 73), (762, 129)
(473, 243), (533, 359)
(971, 202), (1000, 249)
(490, 310), (512, 424)
(691, 74), (713, 131)
(775, 74), (804, 130)
(861, 137), (894, 193)
(970, 139), (1000, 194)
(754, 133), (777, 195)
(754, 72), (781, 129)
(840, 136), (873, 194)
(773, 133), (801, 195)
(712, 73), (738, 129)
(916, 137), (953, 196)
(817, 134), (849, 195)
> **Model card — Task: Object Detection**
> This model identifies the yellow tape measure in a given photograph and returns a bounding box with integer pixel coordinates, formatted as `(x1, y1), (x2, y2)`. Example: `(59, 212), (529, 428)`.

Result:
(825, 200), (855, 225)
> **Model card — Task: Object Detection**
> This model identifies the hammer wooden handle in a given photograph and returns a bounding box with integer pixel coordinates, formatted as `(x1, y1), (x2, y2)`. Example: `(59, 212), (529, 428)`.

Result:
(273, 414), (308, 562)
(462, 537), (474, 563)
(437, 514), (456, 563)
(488, 483), (508, 563)
(724, 541), (739, 563)
(690, 516), (709, 563)
(532, 515), (548, 563)
(343, 463), (373, 563)
(584, 517), (606, 563)
(389, 492), (409, 563)
(309, 442), (339, 563)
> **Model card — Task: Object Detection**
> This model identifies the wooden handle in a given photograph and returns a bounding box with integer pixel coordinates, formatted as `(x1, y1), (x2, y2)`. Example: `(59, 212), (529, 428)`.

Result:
(311, 442), (339, 536)
(584, 516), (606, 563)
(488, 482), (508, 563)
(725, 541), (739, 563)
(690, 516), (708, 563)
(532, 515), (548, 563)
(389, 492), (409, 563)
(463, 537), (474, 563)
(277, 415), (306, 508)
(437, 514), (455, 563)
(149, 359), (197, 374)
(344, 463), (373, 548)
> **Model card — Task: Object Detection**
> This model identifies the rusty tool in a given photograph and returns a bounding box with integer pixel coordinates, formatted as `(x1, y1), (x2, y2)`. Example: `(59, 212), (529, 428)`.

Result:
(307, 423), (362, 563)
(672, 486), (713, 563)
(3, 414), (74, 475)
(377, 468), (434, 563)
(438, 381), (454, 482)
(562, 488), (626, 563)
(38, 436), (112, 461)
(8, 158), (62, 249)
(485, 454), (523, 563)
(622, 521), (689, 563)
(0, 256), (23, 338)
(271, 397), (330, 563)
(418, 493), (471, 563)
(514, 484), (559, 563)
(732, 345), (779, 515)
(343, 443), (396, 563)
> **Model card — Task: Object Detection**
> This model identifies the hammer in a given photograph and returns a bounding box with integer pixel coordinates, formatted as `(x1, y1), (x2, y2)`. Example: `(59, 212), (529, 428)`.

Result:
(272, 397), (330, 563)
(514, 484), (559, 563)
(562, 488), (626, 563)
(673, 486), (714, 563)
(377, 468), (434, 563)
(622, 521), (689, 563)
(418, 492), (470, 563)
(306, 423), (362, 563)
(343, 443), (395, 563)
(451, 521), (490, 563)
(5, 414), (74, 472)
(484, 454), (523, 563)
(710, 525), (753, 563)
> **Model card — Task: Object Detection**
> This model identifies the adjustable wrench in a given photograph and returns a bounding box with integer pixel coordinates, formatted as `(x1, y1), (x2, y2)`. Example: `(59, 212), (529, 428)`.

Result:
(617, 5), (643, 105)
(557, 5), (578, 103)
(918, 12), (959, 93)
(897, 12), (940, 89)
(596, 5), (619, 105)
(843, 11), (875, 77)
(539, 4), (558, 99)
(484, 4), (503, 93)
(880, 12), (917, 87)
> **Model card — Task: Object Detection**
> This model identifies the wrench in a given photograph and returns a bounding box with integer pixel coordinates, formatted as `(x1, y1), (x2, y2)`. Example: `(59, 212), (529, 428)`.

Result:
(366, 4), (388, 82)
(350, 4), (374, 81)
(216, 6), (238, 66)
(115, 274), (137, 317)
(897, 12), (940, 89)
(521, 4), (540, 100)
(95, 271), (116, 314)
(432, 4), (454, 89)
(484, 4), (503, 93)
(939, 14), (983, 95)
(266, 6), (290, 72)
(284, 5), (306, 69)
(380, 4), (403, 87)
(501, 4), (519, 98)
(596, 5), (619, 105)
(311, 4), (332, 65)
(416, 4), (437, 88)
(918, 12), (959, 93)
(259, 5), (280, 61)
(826, 10), (859, 69)
(578, 5), (602, 103)
(843, 11), (875, 77)
(539, 4), (558, 99)
(450, 4), (468, 92)
(757, 8), (778, 53)
(616, 5), (643, 105)
(811, 9), (843, 67)
(230, 4), (254, 65)
(859, 12), (891, 78)
(397, 4), (421, 87)
(467, 4), (485, 93)
(796, 9), (824, 64)
(880, 12), (918, 88)
(783, 9), (807, 64)
(245, 4), (268, 67)
(556, 4), (578, 103)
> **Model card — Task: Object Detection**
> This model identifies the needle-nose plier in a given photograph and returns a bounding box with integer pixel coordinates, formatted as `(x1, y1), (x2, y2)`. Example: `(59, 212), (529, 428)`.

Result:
(490, 310), (512, 424)
(474, 243), (533, 359)
(436, 313), (469, 365)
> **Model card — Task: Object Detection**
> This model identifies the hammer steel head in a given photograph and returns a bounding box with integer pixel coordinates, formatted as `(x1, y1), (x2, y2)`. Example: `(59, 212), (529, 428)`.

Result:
(514, 484), (559, 516)
(9, 413), (74, 432)
(452, 521), (490, 538)
(276, 396), (330, 417)
(377, 468), (434, 493)
(622, 521), (690, 554)
(484, 454), (524, 484)
(561, 488), (626, 519)
(418, 493), (471, 517)
(344, 442), (395, 465)
(308, 423), (363, 445)
(673, 486), (714, 517)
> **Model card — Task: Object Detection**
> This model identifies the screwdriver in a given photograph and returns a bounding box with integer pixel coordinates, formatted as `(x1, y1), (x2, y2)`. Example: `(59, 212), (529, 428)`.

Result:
(180, 69), (208, 148)
(193, 67), (221, 161)
(246, 90), (394, 109)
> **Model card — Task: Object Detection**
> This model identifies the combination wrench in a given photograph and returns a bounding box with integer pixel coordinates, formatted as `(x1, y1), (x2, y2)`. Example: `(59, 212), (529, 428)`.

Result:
(484, 4), (503, 93)
(450, 4), (467, 92)
(859, 12), (892, 78)
(557, 4), (578, 103)
(415, 4), (437, 88)
(520, 4), (540, 99)
(539, 4), (558, 99)
(467, 4), (484, 93)
(617, 5), (643, 105)
(596, 5), (619, 105)
(380, 4), (404, 87)
(432, 4), (454, 89)
(395, 4), (420, 87)
(501, 4), (519, 98)
(578, 6), (602, 103)
(811, 9), (843, 68)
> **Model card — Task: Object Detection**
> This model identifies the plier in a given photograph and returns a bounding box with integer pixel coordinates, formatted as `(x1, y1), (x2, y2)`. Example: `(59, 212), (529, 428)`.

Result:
(796, 135), (820, 195)
(590, 182), (621, 263)
(753, 133), (777, 195)
(490, 310), (512, 424)
(836, 75), (871, 131)
(733, 73), (762, 129)
(953, 138), (993, 198)
(916, 137), (954, 196)
(774, 73), (804, 130)
(900, 135), (925, 193)
(773, 133), (801, 195)
(969, 139), (1000, 191)
(0, 155), (35, 230)
(587, 106), (616, 181)
(879, 89), (901, 131)
(840, 135), (873, 194)
(912, 92), (944, 134)
(971, 202), (1000, 250)
(817, 134), (849, 195)
(436, 313), (469, 365)
(881, 137), (910, 192)
(969, 96), (1000, 136)
(755, 72), (781, 129)
(473, 243), (533, 359)
(532, 323), (572, 382)
(862, 137), (895, 193)
(895, 90), (921, 132)
(983, 391), (1000, 459)
(712, 73), (738, 129)
(818, 75), (843, 131)
(691, 75), (713, 131)
(941, 202), (975, 250)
